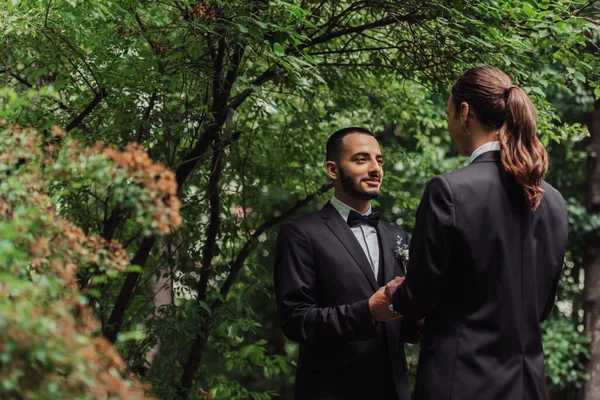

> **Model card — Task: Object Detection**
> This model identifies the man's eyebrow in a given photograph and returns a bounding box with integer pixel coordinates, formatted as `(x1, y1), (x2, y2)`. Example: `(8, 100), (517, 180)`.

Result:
(350, 152), (384, 159)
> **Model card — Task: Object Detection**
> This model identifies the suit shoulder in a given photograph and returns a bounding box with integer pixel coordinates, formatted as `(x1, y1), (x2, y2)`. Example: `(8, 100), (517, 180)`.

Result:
(279, 208), (323, 234)
(541, 181), (567, 215)
(542, 181), (565, 204)
(289, 208), (322, 226)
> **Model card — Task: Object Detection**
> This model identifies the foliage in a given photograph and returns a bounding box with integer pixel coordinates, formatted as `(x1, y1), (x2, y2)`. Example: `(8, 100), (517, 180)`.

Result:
(0, 121), (179, 398)
(543, 316), (591, 389)
(1, 0), (599, 398)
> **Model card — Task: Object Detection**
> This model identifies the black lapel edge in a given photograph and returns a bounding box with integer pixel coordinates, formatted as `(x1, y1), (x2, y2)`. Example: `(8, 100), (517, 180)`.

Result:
(322, 202), (378, 291)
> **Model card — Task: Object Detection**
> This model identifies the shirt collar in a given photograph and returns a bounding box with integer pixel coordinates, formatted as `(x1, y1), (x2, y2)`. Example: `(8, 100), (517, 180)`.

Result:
(330, 196), (372, 222)
(469, 141), (500, 164)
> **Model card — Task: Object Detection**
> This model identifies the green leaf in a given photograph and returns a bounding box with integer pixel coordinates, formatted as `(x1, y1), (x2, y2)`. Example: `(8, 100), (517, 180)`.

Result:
(273, 42), (284, 55)
(523, 3), (536, 18)
(574, 71), (586, 83)
(531, 86), (545, 97)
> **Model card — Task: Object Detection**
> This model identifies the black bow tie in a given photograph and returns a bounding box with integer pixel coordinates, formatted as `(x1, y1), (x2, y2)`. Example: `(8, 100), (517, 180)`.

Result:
(347, 210), (380, 228)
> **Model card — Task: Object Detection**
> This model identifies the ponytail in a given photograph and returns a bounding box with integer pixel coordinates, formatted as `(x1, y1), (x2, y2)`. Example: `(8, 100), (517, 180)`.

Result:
(451, 66), (549, 211)
(499, 86), (548, 211)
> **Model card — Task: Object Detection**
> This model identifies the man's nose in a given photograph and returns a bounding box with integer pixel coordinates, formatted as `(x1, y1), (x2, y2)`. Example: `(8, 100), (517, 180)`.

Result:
(369, 160), (381, 173)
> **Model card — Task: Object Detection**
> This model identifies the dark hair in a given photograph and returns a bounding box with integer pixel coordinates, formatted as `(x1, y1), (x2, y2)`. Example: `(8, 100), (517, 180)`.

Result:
(326, 127), (375, 162)
(452, 66), (548, 211)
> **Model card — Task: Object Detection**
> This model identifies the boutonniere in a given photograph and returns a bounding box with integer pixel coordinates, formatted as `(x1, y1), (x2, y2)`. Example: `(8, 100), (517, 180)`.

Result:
(394, 235), (409, 275)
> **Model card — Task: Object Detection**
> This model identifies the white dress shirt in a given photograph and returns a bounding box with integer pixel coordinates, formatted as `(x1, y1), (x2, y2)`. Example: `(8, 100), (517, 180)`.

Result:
(469, 141), (500, 164)
(330, 196), (380, 279)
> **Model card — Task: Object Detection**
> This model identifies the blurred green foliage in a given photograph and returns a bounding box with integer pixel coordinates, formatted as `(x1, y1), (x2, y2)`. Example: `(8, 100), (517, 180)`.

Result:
(1, 0), (598, 398)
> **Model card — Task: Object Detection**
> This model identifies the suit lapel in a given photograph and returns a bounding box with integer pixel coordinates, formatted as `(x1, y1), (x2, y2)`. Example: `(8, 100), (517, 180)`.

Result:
(376, 222), (398, 285)
(322, 202), (378, 291)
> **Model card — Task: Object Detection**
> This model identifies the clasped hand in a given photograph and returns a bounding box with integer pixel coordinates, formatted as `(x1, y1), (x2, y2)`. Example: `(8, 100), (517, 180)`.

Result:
(368, 276), (405, 322)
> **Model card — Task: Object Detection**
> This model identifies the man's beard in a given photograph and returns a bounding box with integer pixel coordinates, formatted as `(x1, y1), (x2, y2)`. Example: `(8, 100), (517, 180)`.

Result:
(338, 166), (379, 201)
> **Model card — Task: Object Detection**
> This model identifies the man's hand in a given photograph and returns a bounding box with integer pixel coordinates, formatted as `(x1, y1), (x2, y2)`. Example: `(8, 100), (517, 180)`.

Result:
(384, 276), (405, 301)
(369, 286), (402, 322)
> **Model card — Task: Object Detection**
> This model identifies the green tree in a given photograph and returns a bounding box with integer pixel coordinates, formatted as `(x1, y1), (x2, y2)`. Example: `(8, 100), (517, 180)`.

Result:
(1, 0), (599, 398)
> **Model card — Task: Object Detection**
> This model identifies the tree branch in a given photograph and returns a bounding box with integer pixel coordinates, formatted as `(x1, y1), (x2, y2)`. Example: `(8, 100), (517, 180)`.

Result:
(103, 236), (157, 343)
(228, 68), (279, 110)
(44, 0), (52, 27)
(175, 182), (334, 394)
(298, 14), (427, 51)
(573, 0), (599, 16)
(4, 38), (8, 87)
(42, 31), (97, 94)
(104, 37), (246, 345)
(308, 45), (397, 55)
(180, 141), (224, 390)
(213, 182), (334, 310)
(136, 91), (158, 143)
(228, 12), (429, 111)
(65, 88), (107, 133)
(45, 26), (101, 89)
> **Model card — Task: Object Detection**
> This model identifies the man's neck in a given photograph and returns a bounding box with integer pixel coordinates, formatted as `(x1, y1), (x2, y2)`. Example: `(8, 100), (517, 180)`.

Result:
(468, 133), (500, 155)
(333, 192), (370, 214)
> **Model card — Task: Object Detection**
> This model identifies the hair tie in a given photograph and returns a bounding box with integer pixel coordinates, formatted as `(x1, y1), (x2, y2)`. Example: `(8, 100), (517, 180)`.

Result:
(503, 85), (516, 102)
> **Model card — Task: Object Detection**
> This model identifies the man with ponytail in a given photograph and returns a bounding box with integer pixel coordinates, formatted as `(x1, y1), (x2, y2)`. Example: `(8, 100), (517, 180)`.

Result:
(371, 66), (569, 399)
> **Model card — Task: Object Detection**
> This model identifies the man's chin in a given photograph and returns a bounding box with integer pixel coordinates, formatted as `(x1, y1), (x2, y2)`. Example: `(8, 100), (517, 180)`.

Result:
(358, 191), (379, 200)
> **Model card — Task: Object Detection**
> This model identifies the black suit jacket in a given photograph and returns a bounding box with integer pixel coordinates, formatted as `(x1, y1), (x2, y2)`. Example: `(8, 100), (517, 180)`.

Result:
(275, 202), (419, 400)
(392, 151), (568, 400)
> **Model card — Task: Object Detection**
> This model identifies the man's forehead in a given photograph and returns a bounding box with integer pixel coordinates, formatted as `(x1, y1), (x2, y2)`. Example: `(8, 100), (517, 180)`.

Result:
(341, 133), (380, 150)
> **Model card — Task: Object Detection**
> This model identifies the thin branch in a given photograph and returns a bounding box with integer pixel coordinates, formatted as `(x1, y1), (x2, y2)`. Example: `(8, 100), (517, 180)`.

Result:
(229, 12), (429, 110)
(180, 141), (224, 391)
(4, 37), (8, 87)
(319, 62), (395, 68)
(308, 45), (397, 55)
(297, 14), (427, 51)
(178, 182), (333, 395)
(194, 142), (224, 303)
(44, 0), (52, 27)
(228, 68), (279, 110)
(46, 27), (101, 88)
(103, 236), (157, 343)
(104, 35), (246, 345)
(584, 16), (600, 25)
(137, 91), (158, 143)
(573, 0), (599, 16)
(7, 71), (30, 87)
(65, 88), (107, 133)
(42, 31), (96, 93)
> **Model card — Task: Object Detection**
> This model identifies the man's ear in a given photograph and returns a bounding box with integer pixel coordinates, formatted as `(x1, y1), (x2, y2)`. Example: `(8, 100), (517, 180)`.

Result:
(325, 161), (338, 180)
(460, 101), (470, 125)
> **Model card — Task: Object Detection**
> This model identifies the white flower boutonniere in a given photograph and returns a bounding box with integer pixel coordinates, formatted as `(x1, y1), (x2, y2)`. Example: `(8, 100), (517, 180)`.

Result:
(394, 235), (409, 275)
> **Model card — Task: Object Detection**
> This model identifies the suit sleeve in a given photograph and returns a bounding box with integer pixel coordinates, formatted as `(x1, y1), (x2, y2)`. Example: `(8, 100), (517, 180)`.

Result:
(396, 229), (421, 344)
(540, 199), (569, 322)
(540, 268), (561, 322)
(274, 220), (377, 344)
(392, 176), (456, 320)
(400, 318), (421, 344)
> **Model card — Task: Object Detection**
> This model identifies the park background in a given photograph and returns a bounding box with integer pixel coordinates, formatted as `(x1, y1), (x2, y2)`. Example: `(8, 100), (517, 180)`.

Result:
(1, 1), (600, 399)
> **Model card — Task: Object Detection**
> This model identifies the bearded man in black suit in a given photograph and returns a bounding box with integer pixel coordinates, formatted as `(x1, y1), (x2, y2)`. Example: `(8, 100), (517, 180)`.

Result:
(274, 127), (420, 400)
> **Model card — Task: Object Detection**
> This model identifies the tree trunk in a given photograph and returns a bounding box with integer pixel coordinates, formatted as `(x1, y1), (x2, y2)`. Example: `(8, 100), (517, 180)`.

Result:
(145, 238), (175, 373)
(583, 98), (600, 400)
